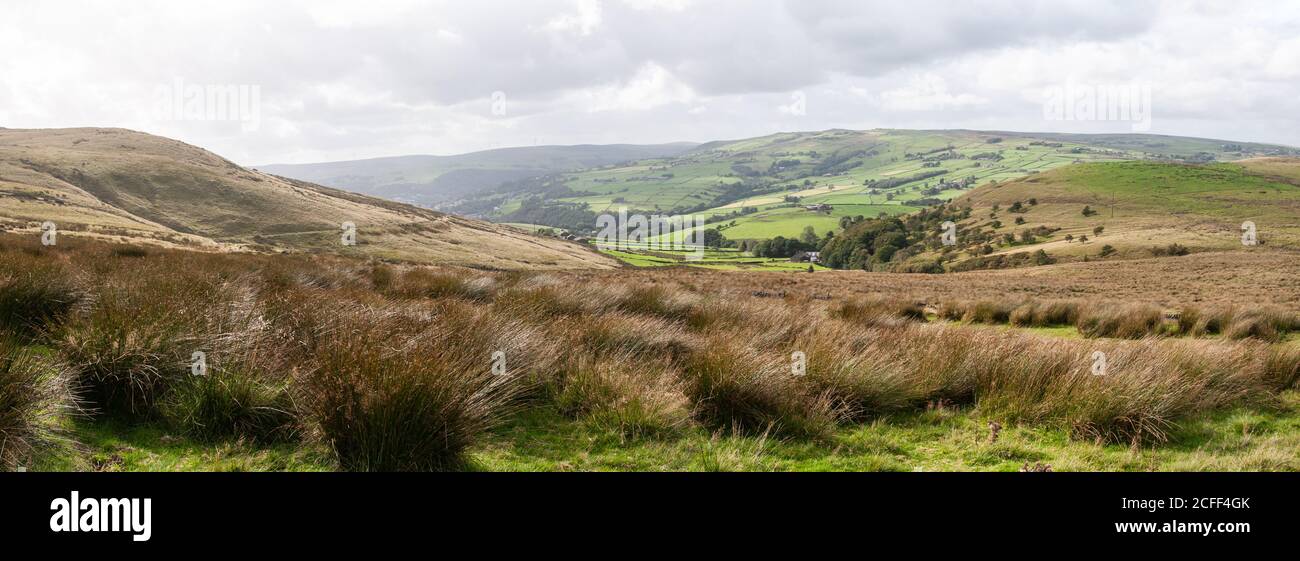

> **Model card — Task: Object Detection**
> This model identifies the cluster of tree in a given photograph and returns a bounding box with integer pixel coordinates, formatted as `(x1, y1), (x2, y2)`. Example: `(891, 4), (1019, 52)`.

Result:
(498, 198), (599, 234)
(752, 236), (817, 258)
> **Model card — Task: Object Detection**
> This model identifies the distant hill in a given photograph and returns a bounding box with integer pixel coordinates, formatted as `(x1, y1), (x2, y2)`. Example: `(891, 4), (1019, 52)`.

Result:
(446, 128), (1294, 243)
(949, 157), (1300, 263)
(257, 143), (698, 207)
(0, 128), (616, 270)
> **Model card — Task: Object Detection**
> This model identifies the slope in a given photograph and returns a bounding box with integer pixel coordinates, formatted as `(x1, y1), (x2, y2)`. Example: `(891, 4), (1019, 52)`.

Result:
(0, 128), (615, 270)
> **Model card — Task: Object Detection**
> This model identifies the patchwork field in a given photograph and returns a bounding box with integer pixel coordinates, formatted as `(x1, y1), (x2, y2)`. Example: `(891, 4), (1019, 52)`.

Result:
(459, 129), (1293, 247)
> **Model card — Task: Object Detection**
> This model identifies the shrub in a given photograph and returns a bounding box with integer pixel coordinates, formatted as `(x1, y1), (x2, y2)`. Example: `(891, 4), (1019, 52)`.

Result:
(0, 339), (75, 470)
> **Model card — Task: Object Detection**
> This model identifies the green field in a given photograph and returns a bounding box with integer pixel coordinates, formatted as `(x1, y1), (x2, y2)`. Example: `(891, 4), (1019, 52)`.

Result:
(481, 129), (1291, 244)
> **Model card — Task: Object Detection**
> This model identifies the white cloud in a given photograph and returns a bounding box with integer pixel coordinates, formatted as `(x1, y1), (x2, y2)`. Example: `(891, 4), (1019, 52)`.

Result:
(576, 63), (697, 112)
(544, 0), (603, 36)
(0, 0), (1297, 164)
(879, 74), (987, 111)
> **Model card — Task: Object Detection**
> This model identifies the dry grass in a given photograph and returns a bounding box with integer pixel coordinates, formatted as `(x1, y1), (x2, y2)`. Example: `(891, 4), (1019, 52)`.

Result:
(2, 233), (1297, 470)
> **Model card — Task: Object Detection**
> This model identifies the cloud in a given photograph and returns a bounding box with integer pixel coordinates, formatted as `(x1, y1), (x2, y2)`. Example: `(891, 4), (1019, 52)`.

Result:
(0, 0), (1297, 164)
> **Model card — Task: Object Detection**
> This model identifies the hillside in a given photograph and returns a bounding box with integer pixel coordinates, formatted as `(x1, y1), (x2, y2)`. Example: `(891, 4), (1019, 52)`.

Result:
(949, 159), (1300, 264)
(0, 128), (616, 270)
(258, 143), (698, 206)
(440, 129), (1295, 244)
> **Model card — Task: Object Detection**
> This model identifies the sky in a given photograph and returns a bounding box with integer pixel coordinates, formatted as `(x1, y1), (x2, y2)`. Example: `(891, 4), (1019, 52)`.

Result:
(2, 0), (1298, 165)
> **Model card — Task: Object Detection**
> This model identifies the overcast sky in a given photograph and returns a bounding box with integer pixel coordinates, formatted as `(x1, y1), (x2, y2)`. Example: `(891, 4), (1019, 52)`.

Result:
(3, 0), (1298, 164)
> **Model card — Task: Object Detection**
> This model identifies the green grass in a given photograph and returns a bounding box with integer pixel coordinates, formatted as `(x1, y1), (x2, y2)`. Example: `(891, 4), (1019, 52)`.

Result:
(473, 392), (1300, 471)
(36, 420), (336, 472)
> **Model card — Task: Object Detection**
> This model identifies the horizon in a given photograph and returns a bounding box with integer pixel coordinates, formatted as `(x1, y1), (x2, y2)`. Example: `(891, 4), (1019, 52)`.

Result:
(249, 127), (1299, 167)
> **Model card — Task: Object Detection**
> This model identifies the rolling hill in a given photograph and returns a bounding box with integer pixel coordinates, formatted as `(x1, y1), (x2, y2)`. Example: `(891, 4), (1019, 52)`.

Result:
(433, 128), (1296, 243)
(257, 142), (698, 207)
(0, 128), (616, 270)
(947, 158), (1300, 263)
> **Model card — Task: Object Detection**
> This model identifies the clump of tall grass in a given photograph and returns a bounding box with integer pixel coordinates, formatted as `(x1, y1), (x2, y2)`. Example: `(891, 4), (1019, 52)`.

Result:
(572, 312), (697, 363)
(1224, 307), (1298, 342)
(1263, 345), (1300, 391)
(681, 339), (846, 439)
(1009, 300), (1081, 327)
(613, 285), (697, 322)
(795, 329), (927, 418)
(158, 344), (297, 443)
(293, 304), (534, 471)
(938, 300), (1019, 324)
(0, 338), (75, 470)
(1076, 304), (1167, 339)
(553, 354), (692, 440)
(492, 284), (594, 320)
(831, 296), (925, 328)
(0, 259), (82, 337)
(387, 269), (494, 301)
(58, 273), (260, 420)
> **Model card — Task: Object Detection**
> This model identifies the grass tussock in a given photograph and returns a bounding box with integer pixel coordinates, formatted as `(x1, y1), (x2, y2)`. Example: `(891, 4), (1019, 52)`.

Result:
(1076, 304), (1167, 339)
(158, 343), (297, 443)
(553, 354), (692, 440)
(292, 304), (534, 471)
(0, 257), (82, 337)
(682, 339), (847, 440)
(831, 295), (925, 327)
(0, 339), (75, 470)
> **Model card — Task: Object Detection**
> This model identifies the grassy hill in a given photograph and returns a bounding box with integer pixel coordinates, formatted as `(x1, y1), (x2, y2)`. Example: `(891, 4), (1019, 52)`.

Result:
(949, 159), (1300, 265)
(0, 128), (616, 270)
(450, 129), (1294, 246)
(258, 143), (698, 206)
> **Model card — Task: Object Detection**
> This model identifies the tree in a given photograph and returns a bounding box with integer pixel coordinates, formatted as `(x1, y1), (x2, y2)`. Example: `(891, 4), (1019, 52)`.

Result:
(1099, 244), (1116, 257)
(800, 226), (819, 246)
(1028, 198), (1038, 206)
(1093, 226), (1105, 237)
(1079, 235), (1089, 243)
(1081, 205), (1098, 217)
(1064, 234), (1074, 243)
(702, 228), (727, 248)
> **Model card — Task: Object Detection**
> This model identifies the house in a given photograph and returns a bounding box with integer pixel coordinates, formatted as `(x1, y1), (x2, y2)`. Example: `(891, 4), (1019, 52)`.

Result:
(791, 251), (821, 264)
(804, 203), (833, 212)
